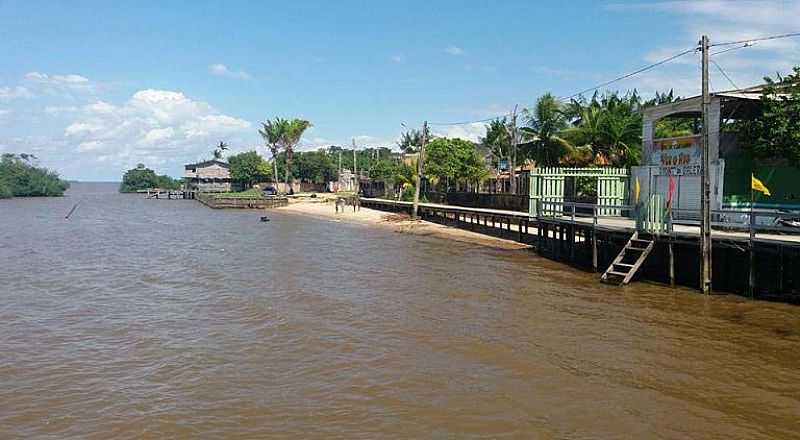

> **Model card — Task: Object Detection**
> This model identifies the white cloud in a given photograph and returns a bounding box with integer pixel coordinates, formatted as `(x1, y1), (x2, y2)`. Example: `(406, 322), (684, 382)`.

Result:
(24, 71), (94, 94)
(390, 54), (406, 64)
(0, 109), (9, 120)
(17, 71), (97, 101)
(610, 1), (800, 97)
(0, 86), (33, 101)
(45, 105), (79, 114)
(209, 63), (251, 80)
(77, 140), (103, 152)
(61, 89), (252, 170)
(444, 46), (465, 56)
(142, 127), (175, 144)
(432, 122), (486, 142)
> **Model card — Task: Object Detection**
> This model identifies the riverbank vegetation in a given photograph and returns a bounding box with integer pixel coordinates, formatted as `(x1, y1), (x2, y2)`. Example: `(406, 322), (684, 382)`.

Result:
(732, 67), (800, 165)
(258, 117), (311, 187)
(486, 90), (689, 171)
(119, 164), (180, 193)
(0, 153), (70, 198)
(208, 188), (264, 198)
(228, 151), (271, 189)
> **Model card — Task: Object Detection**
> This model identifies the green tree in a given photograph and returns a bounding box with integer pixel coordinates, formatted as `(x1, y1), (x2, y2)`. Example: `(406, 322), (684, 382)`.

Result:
(521, 93), (574, 166)
(294, 149), (337, 184)
(282, 119), (312, 187)
(259, 118), (288, 183)
(425, 137), (489, 191)
(557, 91), (647, 167)
(0, 154), (69, 197)
(601, 110), (642, 167)
(397, 126), (432, 153)
(482, 118), (511, 170)
(733, 66), (800, 165)
(228, 151), (271, 189)
(119, 163), (179, 193)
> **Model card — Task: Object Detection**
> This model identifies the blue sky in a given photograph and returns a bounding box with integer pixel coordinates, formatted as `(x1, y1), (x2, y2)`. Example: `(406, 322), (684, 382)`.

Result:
(1, 0), (799, 180)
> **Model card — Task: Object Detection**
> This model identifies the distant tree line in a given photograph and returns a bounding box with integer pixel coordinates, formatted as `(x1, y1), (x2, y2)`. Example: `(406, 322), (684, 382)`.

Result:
(119, 164), (181, 193)
(0, 153), (69, 198)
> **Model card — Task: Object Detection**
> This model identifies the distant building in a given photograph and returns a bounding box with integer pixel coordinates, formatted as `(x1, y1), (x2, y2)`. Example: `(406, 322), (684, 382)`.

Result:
(184, 159), (232, 193)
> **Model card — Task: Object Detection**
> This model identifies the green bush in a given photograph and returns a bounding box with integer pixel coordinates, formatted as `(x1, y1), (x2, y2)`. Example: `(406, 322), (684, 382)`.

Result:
(400, 185), (416, 202)
(0, 154), (69, 197)
(120, 163), (180, 192)
(0, 181), (12, 199)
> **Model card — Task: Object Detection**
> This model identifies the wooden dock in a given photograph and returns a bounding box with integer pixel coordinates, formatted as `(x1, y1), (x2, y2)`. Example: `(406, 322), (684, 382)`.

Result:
(139, 189), (194, 200)
(361, 198), (800, 303)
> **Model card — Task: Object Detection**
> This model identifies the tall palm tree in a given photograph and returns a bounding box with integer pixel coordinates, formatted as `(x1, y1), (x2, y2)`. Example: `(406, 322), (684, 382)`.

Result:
(259, 118), (288, 185)
(397, 126), (431, 154)
(521, 93), (574, 167)
(482, 118), (511, 165)
(481, 118), (511, 191)
(282, 119), (312, 189)
(601, 111), (642, 167)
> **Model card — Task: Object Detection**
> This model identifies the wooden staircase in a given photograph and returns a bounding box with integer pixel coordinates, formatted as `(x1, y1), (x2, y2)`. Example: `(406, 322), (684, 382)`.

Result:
(601, 232), (655, 285)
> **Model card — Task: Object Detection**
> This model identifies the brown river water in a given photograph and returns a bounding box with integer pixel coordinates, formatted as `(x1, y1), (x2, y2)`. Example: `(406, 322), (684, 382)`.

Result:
(1, 182), (799, 439)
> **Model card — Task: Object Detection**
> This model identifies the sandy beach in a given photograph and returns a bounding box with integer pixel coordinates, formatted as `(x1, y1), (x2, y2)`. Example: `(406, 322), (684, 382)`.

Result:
(276, 195), (530, 250)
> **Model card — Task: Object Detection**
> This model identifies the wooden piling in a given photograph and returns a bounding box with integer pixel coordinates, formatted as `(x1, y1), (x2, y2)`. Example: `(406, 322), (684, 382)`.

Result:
(592, 206), (598, 272)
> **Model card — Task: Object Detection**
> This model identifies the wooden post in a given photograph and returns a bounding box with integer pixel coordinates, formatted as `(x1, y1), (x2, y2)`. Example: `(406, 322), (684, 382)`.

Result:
(592, 206), (598, 272)
(778, 244), (784, 293)
(700, 34), (713, 294)
(412, 121), (427, 220)
(509, 105), (518, 195)
(569, 225), (575, 262)
(749, 190), (756, 297)
(538, 222), (544, 254)
(668, 210), (675, 287)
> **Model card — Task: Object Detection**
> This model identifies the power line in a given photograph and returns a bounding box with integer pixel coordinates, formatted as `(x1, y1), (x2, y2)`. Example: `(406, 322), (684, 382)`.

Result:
(429, 46), (698, 125)
(428, 114), (512, 126)
(710, 31), (800, 47)
(709, 59), (748, 125)
(559, 46), (699, 101)
(710, 59), (740, 90)
(429, 32), (799, 126)
(710, 42), (754, 57)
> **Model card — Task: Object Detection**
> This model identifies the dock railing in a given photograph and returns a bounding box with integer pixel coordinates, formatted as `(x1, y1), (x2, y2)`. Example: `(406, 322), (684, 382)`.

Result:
(536, 199), (800, 238)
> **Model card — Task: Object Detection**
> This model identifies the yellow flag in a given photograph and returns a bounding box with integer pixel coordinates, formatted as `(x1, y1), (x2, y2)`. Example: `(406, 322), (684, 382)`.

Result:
(634, 176), (641, 203)
(751, 174), (771, 196)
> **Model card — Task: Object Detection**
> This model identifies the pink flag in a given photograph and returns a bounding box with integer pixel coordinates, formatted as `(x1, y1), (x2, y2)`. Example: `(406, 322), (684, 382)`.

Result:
(666, 174), (676, 209)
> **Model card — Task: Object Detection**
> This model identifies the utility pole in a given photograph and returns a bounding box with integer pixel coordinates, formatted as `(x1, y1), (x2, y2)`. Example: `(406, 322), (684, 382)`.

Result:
(352, 139), (358, 177)
(509, 105), (518, 195)
(412, 121), (428, 219)
(700, 34), (712, 294)
(352, 139), (358, 193)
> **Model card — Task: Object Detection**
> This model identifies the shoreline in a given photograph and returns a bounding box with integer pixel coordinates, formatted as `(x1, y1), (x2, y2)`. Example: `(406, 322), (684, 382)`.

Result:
(275, 198), (530, 251)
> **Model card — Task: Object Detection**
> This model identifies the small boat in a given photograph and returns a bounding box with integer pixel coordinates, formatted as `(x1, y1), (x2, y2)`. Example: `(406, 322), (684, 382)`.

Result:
(260, 216), (270, 222)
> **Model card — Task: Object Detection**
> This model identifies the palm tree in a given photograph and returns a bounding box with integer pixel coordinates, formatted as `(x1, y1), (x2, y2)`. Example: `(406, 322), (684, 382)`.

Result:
(282, 119), (312, 189)
(601, 111), (642, 167)
(521, 93), (574, 167)
(481, 118), (511, 191)
(397, 127), (431, 154)
(259, 118), (288, 186)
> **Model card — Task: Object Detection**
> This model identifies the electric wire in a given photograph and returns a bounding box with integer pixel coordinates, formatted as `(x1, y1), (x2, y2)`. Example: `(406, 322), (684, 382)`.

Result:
(559, 46), (699, 101)
(428, 114), (512, 126)
(710, 31), (800, 48)
(711, 42), (754, 57)
(428, 31), (800, 127)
